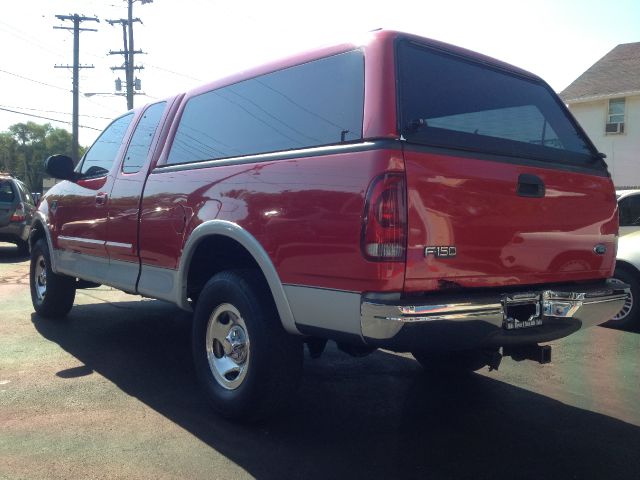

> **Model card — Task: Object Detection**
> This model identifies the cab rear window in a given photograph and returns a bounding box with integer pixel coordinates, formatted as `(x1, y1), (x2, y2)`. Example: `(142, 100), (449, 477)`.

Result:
(397, 41), (600, 167)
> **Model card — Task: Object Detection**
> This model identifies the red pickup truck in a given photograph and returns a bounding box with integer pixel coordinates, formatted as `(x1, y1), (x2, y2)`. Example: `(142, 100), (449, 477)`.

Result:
(30, 30), (628, 421)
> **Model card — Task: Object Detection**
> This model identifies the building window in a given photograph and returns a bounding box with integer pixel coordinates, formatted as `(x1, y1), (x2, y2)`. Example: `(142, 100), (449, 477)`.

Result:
(606, 98), (625, 134)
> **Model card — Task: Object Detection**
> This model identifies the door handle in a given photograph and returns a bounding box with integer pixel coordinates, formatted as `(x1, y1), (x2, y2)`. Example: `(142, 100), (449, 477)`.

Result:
(95, 192), (109, 206)
(517, 174), (545, 198)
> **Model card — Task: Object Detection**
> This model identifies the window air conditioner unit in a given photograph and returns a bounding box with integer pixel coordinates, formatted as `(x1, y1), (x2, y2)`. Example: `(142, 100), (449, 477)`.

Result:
(605, 122), (624, 134)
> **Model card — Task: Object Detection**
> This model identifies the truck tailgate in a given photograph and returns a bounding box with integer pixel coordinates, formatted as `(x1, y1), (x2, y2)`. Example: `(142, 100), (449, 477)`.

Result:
(403, 150), (618, 293)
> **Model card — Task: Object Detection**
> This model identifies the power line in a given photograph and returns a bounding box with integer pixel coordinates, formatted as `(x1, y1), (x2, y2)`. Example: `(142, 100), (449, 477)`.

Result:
(81, 95), (125, 115)
(0, 68), (69, 92)
(0, 104), (112, 120)
(0, 68), (121, 117)
(0, 19), (66, 58)
(0, 106), (102, 131)
(145, 64), (203, 82)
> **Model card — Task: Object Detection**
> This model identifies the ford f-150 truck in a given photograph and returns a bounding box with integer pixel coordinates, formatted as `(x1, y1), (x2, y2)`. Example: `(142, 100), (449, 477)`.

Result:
(29, 30), (628, 421)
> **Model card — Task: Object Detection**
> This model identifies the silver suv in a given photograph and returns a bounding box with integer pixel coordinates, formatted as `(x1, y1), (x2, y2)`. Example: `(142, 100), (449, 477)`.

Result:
(0, 175), (36, 254)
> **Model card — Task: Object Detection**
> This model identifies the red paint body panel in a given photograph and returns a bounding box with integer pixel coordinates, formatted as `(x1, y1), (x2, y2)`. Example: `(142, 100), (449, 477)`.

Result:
(403, 150), (618, 292)
(140, 149), (406, 292)
(50, 175), (112, 257)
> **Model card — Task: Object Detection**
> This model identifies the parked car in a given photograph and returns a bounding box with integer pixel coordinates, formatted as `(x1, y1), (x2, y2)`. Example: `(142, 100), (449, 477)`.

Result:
(29, 30), (628, 421)
(617, 189), (640, 237)
(606, 230), (640, 328)
(0, 174), (36, 253)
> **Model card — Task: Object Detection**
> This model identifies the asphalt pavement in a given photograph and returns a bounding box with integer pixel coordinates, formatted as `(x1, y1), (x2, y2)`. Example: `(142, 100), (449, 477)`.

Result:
(1, 242), (639, 480)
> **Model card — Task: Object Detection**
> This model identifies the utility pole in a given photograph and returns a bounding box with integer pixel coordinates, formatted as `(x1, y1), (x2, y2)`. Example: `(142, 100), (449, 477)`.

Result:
(54, 14), (99, 165)
(108, 0), (152, 110)
(107, 18), (143, 110)
(127, 0), (135, 111)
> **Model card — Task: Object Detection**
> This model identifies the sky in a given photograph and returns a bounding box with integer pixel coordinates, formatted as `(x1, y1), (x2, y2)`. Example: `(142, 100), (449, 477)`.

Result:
(0, 0), (638, 146)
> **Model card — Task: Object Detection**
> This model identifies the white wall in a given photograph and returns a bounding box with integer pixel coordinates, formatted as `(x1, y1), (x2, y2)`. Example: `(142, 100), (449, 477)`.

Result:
(568, 95), (640, 188)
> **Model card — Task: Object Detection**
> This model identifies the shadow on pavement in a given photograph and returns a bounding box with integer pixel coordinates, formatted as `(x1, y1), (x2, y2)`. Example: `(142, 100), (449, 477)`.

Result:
(601, 321), (640, 334)
(0, 243), (28, 264)
(33, 300), (640, 480)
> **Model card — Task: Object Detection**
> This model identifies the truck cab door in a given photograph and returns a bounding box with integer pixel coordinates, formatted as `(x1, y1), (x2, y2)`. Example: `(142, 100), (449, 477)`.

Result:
(105, 101), (169, 291)
(52, 113), (134, 281)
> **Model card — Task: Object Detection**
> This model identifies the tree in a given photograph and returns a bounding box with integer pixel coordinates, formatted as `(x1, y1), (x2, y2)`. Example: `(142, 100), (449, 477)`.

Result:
(0, 122), (85, 192)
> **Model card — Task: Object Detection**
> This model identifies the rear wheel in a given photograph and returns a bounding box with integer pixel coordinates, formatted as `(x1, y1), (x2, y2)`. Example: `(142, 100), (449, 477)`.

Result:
(411, 349), (496, 376)
(192, 269), (303, 421)
(30, 239), (76, 318)
(604, 268), (639, 329)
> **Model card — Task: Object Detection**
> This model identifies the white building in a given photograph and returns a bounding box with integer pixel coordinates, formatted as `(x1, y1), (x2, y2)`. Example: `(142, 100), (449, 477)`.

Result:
(560, 42), (640, 188)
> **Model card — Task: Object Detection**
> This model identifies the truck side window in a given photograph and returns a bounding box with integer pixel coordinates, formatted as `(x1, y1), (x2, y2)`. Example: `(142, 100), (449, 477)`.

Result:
(166, 49), (364, 165)
(80, 113), (134, 177)
(122, 102), (167, 174)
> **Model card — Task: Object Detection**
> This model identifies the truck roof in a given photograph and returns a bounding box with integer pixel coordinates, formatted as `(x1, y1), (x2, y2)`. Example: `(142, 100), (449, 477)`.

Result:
(179, 30), (545, 102)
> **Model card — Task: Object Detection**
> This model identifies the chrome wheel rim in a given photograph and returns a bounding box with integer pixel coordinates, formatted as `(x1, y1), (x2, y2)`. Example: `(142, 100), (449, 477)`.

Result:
(205, 303), (250, 390)
(611, 288), (633, 321)
(34, 254), (47, 302)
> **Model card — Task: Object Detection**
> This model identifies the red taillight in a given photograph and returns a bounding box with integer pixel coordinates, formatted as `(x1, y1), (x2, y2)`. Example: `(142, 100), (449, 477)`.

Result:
(10, 202), (26, 222)
(361, 173), (407, 261)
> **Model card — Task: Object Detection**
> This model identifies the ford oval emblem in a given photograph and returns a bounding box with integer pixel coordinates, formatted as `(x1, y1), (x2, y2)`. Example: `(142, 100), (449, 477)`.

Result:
(593, 244), (607, 255)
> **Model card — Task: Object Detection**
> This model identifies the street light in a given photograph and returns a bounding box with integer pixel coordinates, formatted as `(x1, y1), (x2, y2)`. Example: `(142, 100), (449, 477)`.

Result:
(83, 92), (125, 97)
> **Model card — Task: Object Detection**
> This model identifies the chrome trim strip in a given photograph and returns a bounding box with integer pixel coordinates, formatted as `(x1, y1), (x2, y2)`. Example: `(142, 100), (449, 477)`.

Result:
(58, 235), (106, 246)
(105, 240), (133, 249)
(154, 141), (384, 173)
(398, 302), (503, 317)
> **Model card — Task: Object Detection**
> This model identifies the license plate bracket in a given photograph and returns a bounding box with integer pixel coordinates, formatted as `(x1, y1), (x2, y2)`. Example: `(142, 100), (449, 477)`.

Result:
(503, 293), (542, 330)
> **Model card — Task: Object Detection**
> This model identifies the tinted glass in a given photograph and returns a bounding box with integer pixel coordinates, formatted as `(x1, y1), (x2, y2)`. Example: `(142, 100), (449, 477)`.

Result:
(15, 181), (33, 205)
(122, 102), (166, 174)
(167, 50), (364, 165)
(619, 194), (640, 226)
(397, 41), (598, 166)
(81, 113), (134, 176)
(0, 180), (15, 203)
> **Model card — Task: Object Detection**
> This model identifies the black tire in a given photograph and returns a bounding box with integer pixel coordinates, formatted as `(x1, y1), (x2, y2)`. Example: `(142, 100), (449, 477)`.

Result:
(603, 267), (639, 329)
(30, 239), (76, 318)
(192, 269), (303, 422)
(411, 349), (495, 376)
(16, 239), (29, 256)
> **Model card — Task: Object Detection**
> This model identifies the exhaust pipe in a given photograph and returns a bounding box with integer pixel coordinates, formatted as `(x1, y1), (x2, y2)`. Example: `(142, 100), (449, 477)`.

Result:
(503, 344), (552, 364)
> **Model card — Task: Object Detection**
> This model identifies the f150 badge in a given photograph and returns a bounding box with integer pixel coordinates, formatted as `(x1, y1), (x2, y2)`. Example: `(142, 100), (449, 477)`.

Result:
(425, 246), (457, 258)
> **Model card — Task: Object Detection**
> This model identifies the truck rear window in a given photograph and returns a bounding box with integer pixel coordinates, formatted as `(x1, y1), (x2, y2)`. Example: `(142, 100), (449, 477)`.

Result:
(397, 41), (600, 167)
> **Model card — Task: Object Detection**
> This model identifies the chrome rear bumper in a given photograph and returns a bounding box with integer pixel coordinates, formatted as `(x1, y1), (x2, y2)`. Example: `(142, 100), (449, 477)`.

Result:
(361, 280), (629, 351)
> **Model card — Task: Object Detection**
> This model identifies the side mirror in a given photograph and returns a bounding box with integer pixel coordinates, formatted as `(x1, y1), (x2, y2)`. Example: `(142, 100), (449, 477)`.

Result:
(44, 155), (76, 181)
